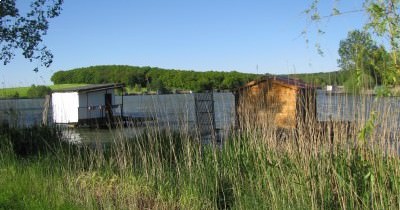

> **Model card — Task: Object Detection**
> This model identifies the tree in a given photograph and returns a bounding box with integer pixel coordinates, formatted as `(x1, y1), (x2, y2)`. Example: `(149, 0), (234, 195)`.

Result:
(306, 0), (400, 85)
(26, 85), (52, 98)
(148, 79), (167, 94)
(1, 0), (63, 71)
(338, 30), (376, 71)
(338, 30), (384, 85)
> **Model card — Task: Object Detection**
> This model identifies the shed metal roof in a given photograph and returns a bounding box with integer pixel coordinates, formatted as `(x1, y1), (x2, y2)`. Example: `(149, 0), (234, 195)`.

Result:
(53, 83), (125, 93)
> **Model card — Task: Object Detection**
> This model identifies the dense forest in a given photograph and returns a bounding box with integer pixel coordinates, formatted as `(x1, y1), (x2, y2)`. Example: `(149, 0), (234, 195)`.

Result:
(51, 65), (259, 92)
(51, 65), (355, 93)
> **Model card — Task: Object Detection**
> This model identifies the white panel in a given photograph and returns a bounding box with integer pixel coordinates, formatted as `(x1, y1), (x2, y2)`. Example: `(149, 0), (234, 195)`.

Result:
(52, 92), (79, 123)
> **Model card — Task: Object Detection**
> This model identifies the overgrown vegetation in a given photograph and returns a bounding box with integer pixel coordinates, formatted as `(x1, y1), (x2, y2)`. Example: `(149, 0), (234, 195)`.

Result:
(1, 94), (399, 209)
(26, 85), (52, 98)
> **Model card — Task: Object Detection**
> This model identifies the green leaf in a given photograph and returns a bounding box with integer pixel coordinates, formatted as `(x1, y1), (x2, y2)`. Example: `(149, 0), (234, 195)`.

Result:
(332, 8), (340, 16)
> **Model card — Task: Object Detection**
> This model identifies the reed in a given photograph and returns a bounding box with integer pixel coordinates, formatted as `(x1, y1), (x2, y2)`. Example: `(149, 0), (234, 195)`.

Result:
(0, 92), (399, 209)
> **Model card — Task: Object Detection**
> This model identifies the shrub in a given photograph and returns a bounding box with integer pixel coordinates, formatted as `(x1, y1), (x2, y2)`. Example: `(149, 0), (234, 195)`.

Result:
(344, 73), (375, 93)
(26, 85), (52, 98)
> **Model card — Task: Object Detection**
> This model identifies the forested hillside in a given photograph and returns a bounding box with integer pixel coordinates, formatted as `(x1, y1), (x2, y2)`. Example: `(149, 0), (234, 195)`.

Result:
(51, 65), (258, 92)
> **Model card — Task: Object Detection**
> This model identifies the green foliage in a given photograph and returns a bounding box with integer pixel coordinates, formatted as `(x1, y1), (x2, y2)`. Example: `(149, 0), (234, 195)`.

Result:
(357, 111), (376, 144)
(51, 65), (258, 92)
(148, 78), (168, 94)
(306, 1), (400, 87)
(344, 72), (375, 93)
(11, 91), (19, 98)
(132, 84), (142, 93)
(26, 85), (52, 98)
(285, 70), (351, 86)
(337, 30), (391, 87)
(338, 30), (377, 72)
(0, 0), (63, 71)
(374, 85), (392, 97)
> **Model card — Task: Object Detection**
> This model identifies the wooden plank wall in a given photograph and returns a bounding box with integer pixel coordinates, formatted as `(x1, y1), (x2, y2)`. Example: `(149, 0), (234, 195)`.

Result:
(235, 79), (298, 129)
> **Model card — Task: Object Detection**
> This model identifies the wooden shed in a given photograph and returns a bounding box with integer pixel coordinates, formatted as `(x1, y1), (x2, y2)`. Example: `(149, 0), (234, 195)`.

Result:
(51, 83), (124, 126)
(234, 76), (316, 130)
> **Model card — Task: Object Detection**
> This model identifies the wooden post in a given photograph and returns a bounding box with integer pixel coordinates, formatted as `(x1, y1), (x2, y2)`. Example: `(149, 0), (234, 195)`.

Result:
(233, 91), (240, 129)
(42, 94), (51, 126)
(329, 115), (334, 155)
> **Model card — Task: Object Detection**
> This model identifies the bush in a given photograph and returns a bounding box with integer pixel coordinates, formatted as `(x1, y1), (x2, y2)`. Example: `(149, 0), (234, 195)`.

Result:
(26, 85), (52, 98)
(344, 73), (375, 93)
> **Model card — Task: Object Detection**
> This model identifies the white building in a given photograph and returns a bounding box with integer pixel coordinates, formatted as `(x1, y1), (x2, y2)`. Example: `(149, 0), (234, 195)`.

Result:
(51, 84), (124, 126)
(326, 85), (333, 92)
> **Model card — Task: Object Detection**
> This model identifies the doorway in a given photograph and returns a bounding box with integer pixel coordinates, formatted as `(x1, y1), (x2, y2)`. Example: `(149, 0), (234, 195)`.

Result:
(105, 93), (113, 120)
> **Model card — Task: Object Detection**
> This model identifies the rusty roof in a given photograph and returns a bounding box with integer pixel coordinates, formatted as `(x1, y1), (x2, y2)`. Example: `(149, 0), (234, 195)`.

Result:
(235, 76), (315, 91)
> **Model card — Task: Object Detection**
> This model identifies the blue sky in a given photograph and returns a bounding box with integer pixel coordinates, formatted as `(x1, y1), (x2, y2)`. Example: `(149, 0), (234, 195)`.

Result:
(1, 0), (366, 87)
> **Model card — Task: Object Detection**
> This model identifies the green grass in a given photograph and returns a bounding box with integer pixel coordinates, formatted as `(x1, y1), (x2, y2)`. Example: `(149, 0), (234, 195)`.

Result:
(0, 92), (399, 209)
(0, 84), (87, 99)
(124, 86), (149, 95)
(0, 87), (31, 99)
(0, 123), (399, 209)
(0, 158), (83, 210)
(0, 84), (151, 98)
(49, 84), (88, 91)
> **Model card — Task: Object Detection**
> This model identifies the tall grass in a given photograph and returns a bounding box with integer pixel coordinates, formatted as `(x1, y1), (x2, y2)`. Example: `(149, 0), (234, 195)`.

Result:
(1, 93), (400, 209)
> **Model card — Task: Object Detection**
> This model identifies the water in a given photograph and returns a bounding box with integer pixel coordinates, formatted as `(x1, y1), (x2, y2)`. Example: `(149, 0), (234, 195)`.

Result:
(1, 92), (400, 143)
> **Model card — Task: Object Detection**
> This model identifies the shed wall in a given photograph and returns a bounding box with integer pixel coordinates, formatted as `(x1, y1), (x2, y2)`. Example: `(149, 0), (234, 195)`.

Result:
(236, 80), (298, 129)
(269, 83), (297, 128)
(78, 90), (115, 119)
(52, 92), (79, 123)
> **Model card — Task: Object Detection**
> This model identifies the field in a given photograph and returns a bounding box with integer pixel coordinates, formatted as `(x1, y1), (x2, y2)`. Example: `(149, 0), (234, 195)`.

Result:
(0, 84), (87, 98)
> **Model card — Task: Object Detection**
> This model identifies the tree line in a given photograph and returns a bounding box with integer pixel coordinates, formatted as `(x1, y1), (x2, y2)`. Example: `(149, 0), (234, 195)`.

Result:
(283, 70), (352, 87)
(51, 65), (258, 92)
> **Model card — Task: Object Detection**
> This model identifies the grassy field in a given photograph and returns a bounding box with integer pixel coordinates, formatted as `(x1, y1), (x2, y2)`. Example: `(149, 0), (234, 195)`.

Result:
(0, 111), (400, 209)
(0, 94), (399, 209)
(0, 84), (150, 98)
(1, 126), (399, 209)
(0, 84), (87, 98)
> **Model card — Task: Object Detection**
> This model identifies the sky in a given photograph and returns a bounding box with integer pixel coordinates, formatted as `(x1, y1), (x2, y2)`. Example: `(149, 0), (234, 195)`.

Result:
(1, 0), (367, 87)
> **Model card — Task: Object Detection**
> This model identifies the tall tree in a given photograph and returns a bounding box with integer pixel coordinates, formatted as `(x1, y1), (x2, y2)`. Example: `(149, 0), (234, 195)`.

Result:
(0, 0), (63, 71)
(338, 30), (377, 71)
(306, 0), (400, 85)
(337, 30), (386, 85)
